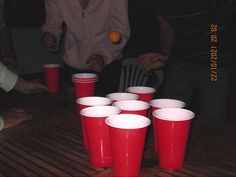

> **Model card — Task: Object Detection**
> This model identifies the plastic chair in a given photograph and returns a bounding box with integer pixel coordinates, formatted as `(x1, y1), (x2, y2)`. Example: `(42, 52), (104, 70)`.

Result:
(118, 57), (164, 92)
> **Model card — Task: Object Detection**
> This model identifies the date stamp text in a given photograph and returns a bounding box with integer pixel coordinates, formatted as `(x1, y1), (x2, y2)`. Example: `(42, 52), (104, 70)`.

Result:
(210, 24), (218, 81)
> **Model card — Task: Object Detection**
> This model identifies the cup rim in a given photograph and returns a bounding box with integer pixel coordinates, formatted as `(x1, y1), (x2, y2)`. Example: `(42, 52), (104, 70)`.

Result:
(153, 108), (195, 121)
(149, 98), (186, 108)
(43, 64), (60, 68)
(80, 106), (120, 118)
(105, 114), (151, 129)
(106, 92), (139, 101)
(72, 73), (97, 79)
(127, 86), (156, 94)
(112, 100), (150, 111)
(76, 96), (112, 106)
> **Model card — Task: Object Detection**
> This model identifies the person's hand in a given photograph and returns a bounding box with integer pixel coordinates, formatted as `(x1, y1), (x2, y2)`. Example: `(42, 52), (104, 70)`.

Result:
(139, 53), (168, 74)
(1, 108), (32, 130)
(42, 32), (57, 49)
(14, 78), (49, 94)
(2, 56), (25, 75)
(86, 54), (105, 73)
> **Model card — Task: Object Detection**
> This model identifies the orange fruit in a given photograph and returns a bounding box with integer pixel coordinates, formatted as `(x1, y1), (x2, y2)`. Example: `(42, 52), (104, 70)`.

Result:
(109, 31), (121, 43)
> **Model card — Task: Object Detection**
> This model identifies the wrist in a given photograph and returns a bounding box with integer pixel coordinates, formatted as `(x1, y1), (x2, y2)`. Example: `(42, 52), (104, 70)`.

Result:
(95, 53), (106, 66)
(14, 77), (27, 93)
(160, 54), (169, 63)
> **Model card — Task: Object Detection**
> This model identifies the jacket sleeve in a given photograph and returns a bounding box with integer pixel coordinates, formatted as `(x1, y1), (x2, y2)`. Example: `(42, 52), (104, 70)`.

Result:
(0, 116), (4, 131)
(41, 0), (63, 44)
(96, 0), (130, 64)
(0, 62), (18, 92)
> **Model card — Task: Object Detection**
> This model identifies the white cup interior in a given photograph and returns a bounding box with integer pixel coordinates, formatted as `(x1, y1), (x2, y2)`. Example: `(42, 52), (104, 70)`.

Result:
(153, 108), (195, 121)
(77, 96), (112, 106)
(150, 99), (186, 108)
(106, 92), (139, 101)
(127, 86), (156, 94)
(113, 100), (150, 111)
(80, 106), (120, 118)
(72, 73), (97, 79)
(105, 114), (151, 129)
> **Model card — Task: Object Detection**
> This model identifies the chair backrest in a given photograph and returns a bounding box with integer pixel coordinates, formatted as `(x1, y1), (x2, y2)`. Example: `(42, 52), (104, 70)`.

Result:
(118, 57), (164, 92)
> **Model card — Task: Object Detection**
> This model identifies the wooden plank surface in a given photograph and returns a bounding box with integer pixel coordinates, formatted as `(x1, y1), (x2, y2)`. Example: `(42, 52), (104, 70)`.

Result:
(0, 91), (236, 176)
(0, 120), (107, 176)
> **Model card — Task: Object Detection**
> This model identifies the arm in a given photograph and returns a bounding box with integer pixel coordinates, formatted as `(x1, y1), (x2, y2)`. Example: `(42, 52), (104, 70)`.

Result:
(0, 63), (30, 131)
(158, 16), (175, 57)
(0, 62), (46, 132)
(0, 116), (4, 131)
(0, 61), (18, 92)
(139, 16), (175, 73)
(0, 62), (33, 131)
(0, 62), (47, 131)
(41, 0), (63, 50)
(94, 0), (130, 64)
(0, 61), (48, 93)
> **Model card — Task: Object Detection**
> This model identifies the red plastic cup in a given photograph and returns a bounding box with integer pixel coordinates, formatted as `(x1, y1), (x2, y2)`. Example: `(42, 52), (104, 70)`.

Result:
(150, 99), (186, 111)
(77, 96), (112, 115)
(72, 73), (97, 99)
(127, 86), (156, 102)
(105, 114), (151, 177)
(112, 100), (150, 116)
(76, 96), (112, 149)
(80, 106), (120, 167)
(149, 99), (186, 152)
(106, 92), (139, 102)
(43, 64), (60, 93)
(74, 81), (96, 99)
(152, 108), (195, 170)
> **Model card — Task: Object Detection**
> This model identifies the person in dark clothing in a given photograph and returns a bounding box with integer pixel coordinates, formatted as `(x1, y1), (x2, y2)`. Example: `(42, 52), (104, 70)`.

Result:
(123, 0), (174, 74)
(158, 0), (236, 120)
(122, 0), (175, 167)
(95, 0), (175, 94)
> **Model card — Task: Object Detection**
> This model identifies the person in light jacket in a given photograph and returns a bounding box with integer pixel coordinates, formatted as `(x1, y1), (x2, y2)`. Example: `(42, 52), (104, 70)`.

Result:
(41, 0), (130, 87)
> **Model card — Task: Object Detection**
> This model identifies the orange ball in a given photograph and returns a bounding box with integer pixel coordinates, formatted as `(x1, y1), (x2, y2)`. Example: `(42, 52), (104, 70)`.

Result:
(109, 31), (121, 43)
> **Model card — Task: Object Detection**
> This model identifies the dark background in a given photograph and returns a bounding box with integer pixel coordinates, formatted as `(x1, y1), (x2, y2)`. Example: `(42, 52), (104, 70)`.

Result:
(5, 0), (45, 28)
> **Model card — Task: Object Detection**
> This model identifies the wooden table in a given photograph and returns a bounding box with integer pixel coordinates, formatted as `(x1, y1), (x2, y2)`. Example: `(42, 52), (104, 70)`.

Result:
(0, 91), (236, 176)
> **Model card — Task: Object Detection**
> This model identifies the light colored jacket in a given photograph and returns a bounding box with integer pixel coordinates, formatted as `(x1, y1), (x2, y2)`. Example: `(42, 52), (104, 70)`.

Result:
(0, 62), (17, 92)
(42, 0), (130, 69)
(0, 61), (18, 131)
